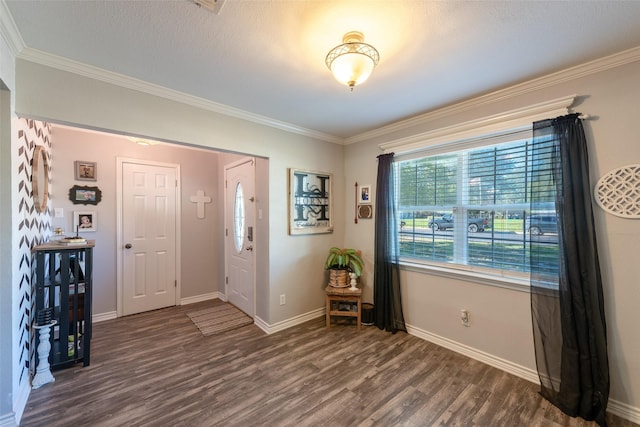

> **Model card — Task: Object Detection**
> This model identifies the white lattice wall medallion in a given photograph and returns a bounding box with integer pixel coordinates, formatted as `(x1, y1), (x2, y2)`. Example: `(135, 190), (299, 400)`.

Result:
(594, 164), (640, 218)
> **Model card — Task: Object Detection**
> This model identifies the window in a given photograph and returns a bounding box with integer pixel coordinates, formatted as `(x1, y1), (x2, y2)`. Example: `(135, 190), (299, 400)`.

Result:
(396, 132), (559, 282)
(233, 182), (245, 253)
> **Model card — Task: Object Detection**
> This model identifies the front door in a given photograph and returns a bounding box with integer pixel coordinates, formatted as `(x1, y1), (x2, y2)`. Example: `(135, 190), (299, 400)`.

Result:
(224, 158), (255, 317)
(119, 159), (179, 316)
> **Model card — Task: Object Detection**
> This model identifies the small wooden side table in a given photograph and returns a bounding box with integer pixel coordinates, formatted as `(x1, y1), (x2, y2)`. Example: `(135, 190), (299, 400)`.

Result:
(325, 286), (362, 330)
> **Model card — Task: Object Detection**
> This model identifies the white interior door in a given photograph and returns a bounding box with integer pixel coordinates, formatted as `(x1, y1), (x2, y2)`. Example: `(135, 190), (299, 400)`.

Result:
(120, 160), (179, 316)
(225, 158), (255, 317)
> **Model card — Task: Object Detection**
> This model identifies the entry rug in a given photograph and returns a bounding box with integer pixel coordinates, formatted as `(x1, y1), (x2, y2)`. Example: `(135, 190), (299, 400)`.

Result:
(187, 303), (253, 336)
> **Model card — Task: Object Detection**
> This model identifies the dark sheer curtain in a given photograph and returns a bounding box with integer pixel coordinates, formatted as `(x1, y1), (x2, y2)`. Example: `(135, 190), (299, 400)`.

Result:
(530, 114), (609, 426)
(373, 153), (406, 333)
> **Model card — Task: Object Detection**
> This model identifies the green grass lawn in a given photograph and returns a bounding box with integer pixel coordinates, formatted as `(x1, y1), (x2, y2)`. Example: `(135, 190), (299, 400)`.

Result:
(400, 217), (525, 232)
(399, 238), (558, 274)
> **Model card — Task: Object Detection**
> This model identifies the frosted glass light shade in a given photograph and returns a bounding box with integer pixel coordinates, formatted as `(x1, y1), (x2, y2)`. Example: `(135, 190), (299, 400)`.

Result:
(326, 31), (379, 90)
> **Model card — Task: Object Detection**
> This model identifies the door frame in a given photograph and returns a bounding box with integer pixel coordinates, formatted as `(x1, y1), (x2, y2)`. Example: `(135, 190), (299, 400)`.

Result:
(224, 157), (256, 317)
(116, 157), (182, 317)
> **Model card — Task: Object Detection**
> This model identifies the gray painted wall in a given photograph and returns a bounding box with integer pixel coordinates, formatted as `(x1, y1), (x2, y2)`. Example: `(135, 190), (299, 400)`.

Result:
(50, 127), (221, 315)
(0, 73), (14, 425)
(6, 49), (640, 422)
(344, 58), (640, 416)
(15, 59), (347, 328)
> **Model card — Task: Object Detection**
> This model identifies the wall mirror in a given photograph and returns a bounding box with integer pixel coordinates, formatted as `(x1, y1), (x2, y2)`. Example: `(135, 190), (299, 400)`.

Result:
(32, 145), (49, 213)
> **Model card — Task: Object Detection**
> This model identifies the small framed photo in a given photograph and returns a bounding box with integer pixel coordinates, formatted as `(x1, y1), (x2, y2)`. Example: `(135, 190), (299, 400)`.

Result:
(69, 185), (102, 205)
(359, 185), (371, 204)
(75, 161), (97, 181)
(73, 211), (97, 232)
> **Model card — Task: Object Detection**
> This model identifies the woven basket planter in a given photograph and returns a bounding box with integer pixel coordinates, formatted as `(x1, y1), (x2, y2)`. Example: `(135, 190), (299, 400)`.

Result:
(328, 269), (349, 287)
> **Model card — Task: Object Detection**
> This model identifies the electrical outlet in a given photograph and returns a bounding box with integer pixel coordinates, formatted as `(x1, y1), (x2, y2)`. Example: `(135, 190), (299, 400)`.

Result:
(461, 309), (470, 327)
(280, 294), (286, 305)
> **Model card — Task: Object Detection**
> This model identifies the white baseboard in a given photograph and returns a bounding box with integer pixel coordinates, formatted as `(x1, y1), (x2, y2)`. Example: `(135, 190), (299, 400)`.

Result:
(92, 311), (117, 323)
(71, 300), (640, 425)
(177, 294), (321, 335)
(92, 293), (221, 324)
(406, 323), (540, 385)
(180, 292), (219, 305)
(253, 315), (270, 334)
(6, 378), (31, 427)
(13, 379), (30, 426)
(257, 307), (324, 335)
(608, 398), (640, 425)
(406, 323), (640, 424)
(0, 413), (17, 427)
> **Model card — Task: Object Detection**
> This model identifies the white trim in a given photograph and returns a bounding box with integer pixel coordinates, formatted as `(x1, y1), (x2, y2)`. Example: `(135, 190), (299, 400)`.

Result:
(14, 43), (640, 146)
(180, 292), (219, 306)
(10, 377), (29, 426)
(252, 315), (270, 334)
(406, 323), (640, 424)
(92, 311), (117, 323)
(406, 323), (539, 384)
(608, 399), (640, 425)
(348, 45), (640, 145)
(400, 261), (530, 294)
(379, 95), (575, 155)
(74, 294), (219, 319)
(16, 47), (343, 145)
(256, 307), (325, 335)
(0, 413), (17, 427)
(115, 157), (181, 317)
(0, 1), (25, 57)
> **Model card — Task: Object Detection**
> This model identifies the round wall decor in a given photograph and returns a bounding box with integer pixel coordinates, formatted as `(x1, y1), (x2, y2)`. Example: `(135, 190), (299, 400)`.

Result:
(594, 164), (640, 218)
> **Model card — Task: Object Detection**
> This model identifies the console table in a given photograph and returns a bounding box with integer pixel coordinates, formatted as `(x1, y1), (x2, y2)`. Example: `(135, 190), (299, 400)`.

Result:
(325, 286), (362, 330)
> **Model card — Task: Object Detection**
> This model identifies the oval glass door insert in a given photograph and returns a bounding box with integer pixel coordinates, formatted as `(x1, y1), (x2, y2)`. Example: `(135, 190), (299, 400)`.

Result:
(234, 182), (245, 252)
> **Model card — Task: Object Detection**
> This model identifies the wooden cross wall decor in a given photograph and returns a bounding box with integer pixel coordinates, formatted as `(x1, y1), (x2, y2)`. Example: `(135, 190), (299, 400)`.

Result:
(190, 190), (212, 219)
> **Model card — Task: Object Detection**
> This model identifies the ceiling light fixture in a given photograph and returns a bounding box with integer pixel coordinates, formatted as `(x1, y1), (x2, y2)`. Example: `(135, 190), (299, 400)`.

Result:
(325, 31), (379, 91)
(128, 137), (159, 146)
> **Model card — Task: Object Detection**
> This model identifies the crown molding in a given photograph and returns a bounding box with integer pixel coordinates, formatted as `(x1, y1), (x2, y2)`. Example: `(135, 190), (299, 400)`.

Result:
(0, 0), (25, 56)
(12, 35), (640, 148)
(346, 45), (640, 145)
(17, 47), (344, 145)
(379, 94), (576, 156)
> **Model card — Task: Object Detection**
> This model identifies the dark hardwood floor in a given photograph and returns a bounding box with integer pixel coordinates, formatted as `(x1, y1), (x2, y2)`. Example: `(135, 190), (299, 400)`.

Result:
(22, 300), (636, 427)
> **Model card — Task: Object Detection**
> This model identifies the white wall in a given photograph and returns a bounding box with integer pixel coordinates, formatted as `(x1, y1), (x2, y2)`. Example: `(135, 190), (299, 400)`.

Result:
(15, 60), (346, 326)
(344, 56), (640, 419)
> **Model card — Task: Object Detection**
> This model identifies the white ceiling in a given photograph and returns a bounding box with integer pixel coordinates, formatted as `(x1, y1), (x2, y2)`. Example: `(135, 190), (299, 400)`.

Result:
(5, 0), (640, 141)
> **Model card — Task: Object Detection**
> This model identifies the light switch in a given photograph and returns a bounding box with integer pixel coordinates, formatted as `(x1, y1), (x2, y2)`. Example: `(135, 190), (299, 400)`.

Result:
(54, 208), (64, 218)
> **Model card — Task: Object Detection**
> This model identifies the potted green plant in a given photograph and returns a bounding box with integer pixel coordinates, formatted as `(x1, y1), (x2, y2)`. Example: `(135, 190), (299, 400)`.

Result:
(324, 247), (364, 287)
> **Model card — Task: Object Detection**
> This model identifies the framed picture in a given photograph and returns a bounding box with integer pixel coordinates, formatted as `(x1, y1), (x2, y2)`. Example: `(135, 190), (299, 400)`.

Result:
(357, 204), (373, 219)
(359, 185), (371, 204)
(69, 185), (102, 205)
(73, 211), (97, 232)
(75, 161), (97, 181)
(288, 168), (333, 235)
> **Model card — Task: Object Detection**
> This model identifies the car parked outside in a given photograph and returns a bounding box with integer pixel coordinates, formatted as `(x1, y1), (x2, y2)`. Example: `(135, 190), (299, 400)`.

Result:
(427, 214), (489, 232)
(525, 214), (558, 235)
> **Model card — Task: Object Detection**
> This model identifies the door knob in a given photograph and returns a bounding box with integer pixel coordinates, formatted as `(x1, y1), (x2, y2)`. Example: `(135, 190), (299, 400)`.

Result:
(246, 246), (253, 251)
(125, 243), (132, 249)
